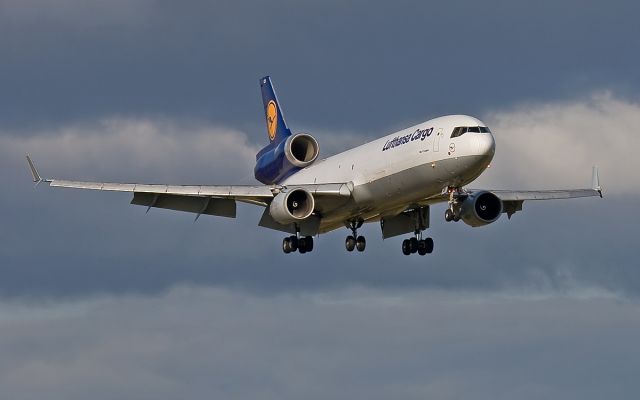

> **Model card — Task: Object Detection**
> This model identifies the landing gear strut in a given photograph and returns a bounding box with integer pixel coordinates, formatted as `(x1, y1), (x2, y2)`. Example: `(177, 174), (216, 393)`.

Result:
(345, 219), (366, 252)
(282, 226), (314, 254)
(444, 187), (462, 222)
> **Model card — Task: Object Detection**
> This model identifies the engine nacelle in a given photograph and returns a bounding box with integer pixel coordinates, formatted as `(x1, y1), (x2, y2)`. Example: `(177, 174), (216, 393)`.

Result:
(285, 133), (320, 168)
(254, 133), (320, 184)
(269, 188), (315, 224)
(459, 191), (503, 227)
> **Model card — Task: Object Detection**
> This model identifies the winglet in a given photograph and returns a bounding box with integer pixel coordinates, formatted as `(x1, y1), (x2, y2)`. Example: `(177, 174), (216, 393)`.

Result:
(26, 154), (43, 184)
(592, 166), (602, 198)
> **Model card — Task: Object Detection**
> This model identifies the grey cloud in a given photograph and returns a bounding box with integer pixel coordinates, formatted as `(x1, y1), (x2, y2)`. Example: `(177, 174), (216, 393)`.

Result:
(1, 287), (639, 400)
(1, 0), (639, 131)
(2, 2), (638, 395)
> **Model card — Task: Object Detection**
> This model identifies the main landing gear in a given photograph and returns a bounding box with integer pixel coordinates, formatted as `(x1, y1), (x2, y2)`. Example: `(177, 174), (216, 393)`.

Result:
(282, 226), (314, 254)
(398, 206), (433, 256)
(345, 219), (366, 252)
(401, 231), (434, 256)
(283, 235), (314, 254)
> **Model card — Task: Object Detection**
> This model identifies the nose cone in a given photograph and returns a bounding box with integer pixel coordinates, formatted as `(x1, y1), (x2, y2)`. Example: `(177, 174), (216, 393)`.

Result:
(475, 133), (496, 158)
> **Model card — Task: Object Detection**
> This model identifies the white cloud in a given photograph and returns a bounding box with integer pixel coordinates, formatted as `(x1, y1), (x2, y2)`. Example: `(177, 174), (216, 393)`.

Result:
(474, 93), (639, 194)
(0, 287), (638, 400)
(1, 118), (260, 184)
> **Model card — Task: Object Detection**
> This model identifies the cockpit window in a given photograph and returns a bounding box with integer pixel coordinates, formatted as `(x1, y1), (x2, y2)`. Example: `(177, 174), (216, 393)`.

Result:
(451, 127), (467, 138)
(451, 126), (491, 138)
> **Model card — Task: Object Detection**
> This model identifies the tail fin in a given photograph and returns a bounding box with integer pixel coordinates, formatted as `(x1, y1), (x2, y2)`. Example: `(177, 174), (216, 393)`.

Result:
(260, 76), (292, 144)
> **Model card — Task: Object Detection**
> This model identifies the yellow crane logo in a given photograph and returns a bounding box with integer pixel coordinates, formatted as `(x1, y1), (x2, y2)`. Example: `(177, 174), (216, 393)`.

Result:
(266, 100), (278, 141)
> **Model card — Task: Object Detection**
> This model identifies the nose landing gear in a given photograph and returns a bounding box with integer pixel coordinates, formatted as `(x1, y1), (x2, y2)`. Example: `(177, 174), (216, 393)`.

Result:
(444, 208), (460, 222)
(444, 187), (462, 222)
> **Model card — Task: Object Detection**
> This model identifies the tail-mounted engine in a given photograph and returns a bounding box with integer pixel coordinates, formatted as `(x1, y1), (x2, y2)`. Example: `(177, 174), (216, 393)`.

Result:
(285, 133), (319, 168)
(254, 133), (320, 184)
(269, 188), (315, 224)
(459, 191), (503, 227)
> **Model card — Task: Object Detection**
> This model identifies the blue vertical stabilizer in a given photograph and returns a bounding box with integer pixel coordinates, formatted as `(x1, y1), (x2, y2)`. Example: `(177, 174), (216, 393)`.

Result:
(259, 76), (292, 146)
(254, 77), (299, 184)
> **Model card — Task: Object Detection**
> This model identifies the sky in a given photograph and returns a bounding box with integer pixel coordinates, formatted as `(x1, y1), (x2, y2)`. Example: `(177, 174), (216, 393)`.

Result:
(1, 0), (640, 398)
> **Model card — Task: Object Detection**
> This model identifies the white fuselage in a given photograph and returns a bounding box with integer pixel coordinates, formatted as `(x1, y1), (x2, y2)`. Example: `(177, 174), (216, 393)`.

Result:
(282, 115), (496, 232)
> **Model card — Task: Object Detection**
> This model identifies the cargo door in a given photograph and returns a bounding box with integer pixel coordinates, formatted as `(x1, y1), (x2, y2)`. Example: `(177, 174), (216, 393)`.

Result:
(433, 128), (443, 152)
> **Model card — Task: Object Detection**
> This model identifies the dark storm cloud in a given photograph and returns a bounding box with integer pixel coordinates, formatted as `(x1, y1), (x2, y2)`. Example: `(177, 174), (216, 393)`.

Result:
(1, 287), (639, 400)
(1, 0), (639, 133)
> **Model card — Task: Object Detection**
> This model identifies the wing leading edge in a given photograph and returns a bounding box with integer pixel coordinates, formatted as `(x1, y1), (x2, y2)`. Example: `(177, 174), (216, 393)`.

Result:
(484, 166), (602, 200)
(25, 155), (352, 220)
(471, 166), (602, 218)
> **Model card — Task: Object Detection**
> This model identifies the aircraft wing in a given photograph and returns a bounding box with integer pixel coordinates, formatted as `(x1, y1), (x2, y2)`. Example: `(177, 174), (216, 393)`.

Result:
(489, 189), (601, 201)
(26, 155), (352, 220)
(469, 167), (603, 218)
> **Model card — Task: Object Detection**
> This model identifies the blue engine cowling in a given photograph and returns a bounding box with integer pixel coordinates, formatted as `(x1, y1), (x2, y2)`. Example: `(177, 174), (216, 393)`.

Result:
(254, 133), (320, 184)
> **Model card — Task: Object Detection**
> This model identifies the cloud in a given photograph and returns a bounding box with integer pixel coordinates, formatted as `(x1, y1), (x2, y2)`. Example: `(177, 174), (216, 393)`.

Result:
(1, 118), (260, 183)
(476, 93), (639, 194)
(0, 106), (638, 299)
(0, 286), (638, 400)
(2, 0), (639, 130)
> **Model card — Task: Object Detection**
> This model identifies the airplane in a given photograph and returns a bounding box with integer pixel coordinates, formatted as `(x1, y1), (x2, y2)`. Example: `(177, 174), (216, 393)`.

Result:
(26, 76), (603, 256)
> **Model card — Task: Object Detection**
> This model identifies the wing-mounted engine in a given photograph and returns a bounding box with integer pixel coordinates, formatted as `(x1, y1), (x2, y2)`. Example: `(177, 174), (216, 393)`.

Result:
(269, 187), (315, 224)
(254, 133), (320, 184)
(458, 191), (503, 227)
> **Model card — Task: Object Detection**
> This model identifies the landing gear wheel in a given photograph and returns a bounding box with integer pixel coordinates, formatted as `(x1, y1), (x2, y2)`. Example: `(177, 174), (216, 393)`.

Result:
(305, 236), (314, 252)
(298, 237), (308, 254)
(283, 237), (292, 254)
(453, 215), (460, 222)
(402, 239), (411, 255)
(356, 236), (366, 252)
(445, 208), (455, 222)
(409, 237), (418, 254)
(289, 235), (298, 252)
(425, 237), (434, 254)
(345, 235), (356, 252)
(417, 240), (427, 256)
